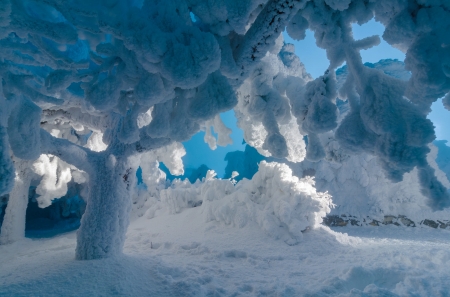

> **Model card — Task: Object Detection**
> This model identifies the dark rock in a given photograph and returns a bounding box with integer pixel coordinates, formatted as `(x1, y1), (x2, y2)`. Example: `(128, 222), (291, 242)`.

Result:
(383, 215), (397, 225)
(437, 220), (449, 229)
(400, 217), (415, 227)
(422, 219), (439, 228)
(323, 215), (347, 227)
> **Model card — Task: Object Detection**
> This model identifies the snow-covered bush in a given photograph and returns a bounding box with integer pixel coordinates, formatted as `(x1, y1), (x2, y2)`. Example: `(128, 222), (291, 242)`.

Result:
(204, 161), (332, 244)
(140, 161), (332, 244)
(142, 169), (234, 218)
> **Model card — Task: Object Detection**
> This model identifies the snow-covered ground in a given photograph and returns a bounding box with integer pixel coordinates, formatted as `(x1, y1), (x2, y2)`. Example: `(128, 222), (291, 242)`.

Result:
(1, 206), (449, 296)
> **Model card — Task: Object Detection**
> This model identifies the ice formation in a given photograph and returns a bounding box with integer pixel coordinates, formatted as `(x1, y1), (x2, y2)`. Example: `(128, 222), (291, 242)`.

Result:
(0, 0), (450, 261)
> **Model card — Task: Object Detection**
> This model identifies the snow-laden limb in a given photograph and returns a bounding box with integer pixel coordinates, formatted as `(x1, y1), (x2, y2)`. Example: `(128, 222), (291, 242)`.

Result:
(296, 71), (338, 136)
(42, 109), (116, 134)
(86, 132), (108, 152)
(0, 157), (34, 245)
(204, 161), (332, 245)
(286, 0), (450, 208)
(140, 142), (186, 177)
(235, 43), (310, 161)
(372, 1), (450, 107)
(233, 0), (307, 85)
(39, 129), (93, 174)
(201, 115), (233, 150)
(7, 97), (42, 160)
(187, 0), (267, 36)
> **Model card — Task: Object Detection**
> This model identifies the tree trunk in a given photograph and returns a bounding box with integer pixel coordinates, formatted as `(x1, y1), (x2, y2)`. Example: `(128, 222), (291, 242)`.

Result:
(75, 154), (136, 260)
(0, 158), (34, 245)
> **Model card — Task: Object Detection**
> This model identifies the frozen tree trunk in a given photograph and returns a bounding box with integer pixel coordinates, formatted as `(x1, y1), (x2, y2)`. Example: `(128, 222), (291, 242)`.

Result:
(75, 154), (136, 260)
(0, 158), (34, 245)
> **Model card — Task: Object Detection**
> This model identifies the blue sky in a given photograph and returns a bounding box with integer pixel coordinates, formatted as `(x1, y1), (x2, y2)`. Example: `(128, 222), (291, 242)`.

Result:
(182, 111), (245, 177)
(181, 19), (450, 177)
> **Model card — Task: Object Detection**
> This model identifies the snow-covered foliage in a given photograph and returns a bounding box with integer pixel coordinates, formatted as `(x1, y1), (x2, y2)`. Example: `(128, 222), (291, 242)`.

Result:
(234, 43), (311, 162)
(204, 161), (332, 244)
(288, 0), (450, 209)
(140, 161), (332, 244)
(201, 115), (233, 150)
(0, 0), (303, 258)
(292, 59), (450, 221)
(32, 154), (88, 209)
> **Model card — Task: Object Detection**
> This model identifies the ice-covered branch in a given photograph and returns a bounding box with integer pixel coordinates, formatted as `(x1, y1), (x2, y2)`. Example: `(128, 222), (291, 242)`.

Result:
(39, 129), (94, 174)
(42, 108), (116, 133)
(233, 0), (307, 84)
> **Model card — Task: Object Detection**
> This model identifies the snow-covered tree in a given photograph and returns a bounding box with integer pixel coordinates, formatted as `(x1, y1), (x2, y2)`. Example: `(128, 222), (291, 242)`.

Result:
(1, 0), (449, 260)
(0, 0), (304, 259)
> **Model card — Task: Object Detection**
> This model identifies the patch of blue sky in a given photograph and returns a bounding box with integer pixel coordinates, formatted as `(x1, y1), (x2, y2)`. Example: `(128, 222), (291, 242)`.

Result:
(182, 110), (245, 178)
(352, 19), (405, 64)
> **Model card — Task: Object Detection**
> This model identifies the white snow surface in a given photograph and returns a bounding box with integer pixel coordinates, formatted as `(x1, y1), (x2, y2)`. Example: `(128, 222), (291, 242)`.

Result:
(1, 208), (449, 296)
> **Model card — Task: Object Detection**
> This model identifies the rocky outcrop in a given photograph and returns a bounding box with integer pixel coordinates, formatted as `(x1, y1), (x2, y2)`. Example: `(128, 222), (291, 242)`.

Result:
(323, 215), (450, 229)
